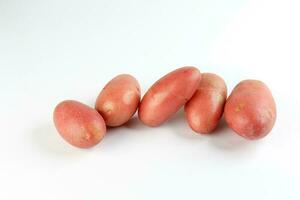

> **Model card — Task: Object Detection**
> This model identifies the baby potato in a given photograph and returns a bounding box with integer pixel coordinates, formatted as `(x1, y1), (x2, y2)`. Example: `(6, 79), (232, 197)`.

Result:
(95, 74), (141, 127)
(224, 80), (276, 140)
(53, 100), (106, 148)
(185, 73), (227, 134)
(138, 66), (201, 127)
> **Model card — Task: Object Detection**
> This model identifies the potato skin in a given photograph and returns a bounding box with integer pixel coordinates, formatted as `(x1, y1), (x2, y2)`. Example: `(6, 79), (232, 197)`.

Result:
(53, 100), (106, 148)
(138, 66), (201, 127)
(185, 73), (227, 134)
(224, 80), (276, 140)
(95, 74), (141, 127)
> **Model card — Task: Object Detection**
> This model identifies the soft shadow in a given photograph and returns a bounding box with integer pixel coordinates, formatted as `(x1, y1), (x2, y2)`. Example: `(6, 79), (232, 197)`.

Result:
(168, 112), (259, 152)
(210, 117), (228, 135)
(123, 116), (146, 130)
(167, 109), (205, 140)
(96, 116), (147, 150)
(207, 118), (260, 152)
(31, 122), (87, 158)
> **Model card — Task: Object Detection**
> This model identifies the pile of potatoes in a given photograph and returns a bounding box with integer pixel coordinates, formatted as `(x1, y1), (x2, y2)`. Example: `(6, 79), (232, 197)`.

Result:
(53, 67), (277, 148)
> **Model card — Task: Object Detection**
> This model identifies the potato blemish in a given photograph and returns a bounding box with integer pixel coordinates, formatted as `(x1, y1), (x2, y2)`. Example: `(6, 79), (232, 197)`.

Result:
(235, 102), (245, 112)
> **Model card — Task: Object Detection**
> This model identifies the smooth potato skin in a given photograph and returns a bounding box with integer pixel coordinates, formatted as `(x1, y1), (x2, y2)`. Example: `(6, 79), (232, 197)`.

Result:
(95, 74), (141, 127)
(138, 66), (201, 127)
(185, 73), (227, 134)
(224, 80), (276, 140)
(54, 100), (106, 148)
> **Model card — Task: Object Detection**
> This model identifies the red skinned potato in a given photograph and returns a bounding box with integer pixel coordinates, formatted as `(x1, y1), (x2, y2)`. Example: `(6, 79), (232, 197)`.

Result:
(95, 74), (141, 127)
(53, 100), (106, 148)
(185, 73), (227, 134)
(224, 80), (276, 140)
(139, 66), (201, 127)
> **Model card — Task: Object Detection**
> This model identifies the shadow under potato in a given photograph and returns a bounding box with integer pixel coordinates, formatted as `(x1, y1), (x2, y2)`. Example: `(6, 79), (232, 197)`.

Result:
(167, 108), (205, 140)
(31, 116), (146, 155)
(32, 113), (259, 155)
(207, 118), (260, 152)
(97, 116), (145, 150)
(167, 110), (259, 152)
(31, 122), (86, 158)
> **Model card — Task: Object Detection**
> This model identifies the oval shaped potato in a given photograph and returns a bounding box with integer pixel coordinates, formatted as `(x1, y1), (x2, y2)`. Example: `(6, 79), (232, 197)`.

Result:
(185, 73), (227, 134)
(54, 100), (106, 148)
(95, 74), (141, 127)
(224, 80), (276, 140)
(139, 66), (201, 127)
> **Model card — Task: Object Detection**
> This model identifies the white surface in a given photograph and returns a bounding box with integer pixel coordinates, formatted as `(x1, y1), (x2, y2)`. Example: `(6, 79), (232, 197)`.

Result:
(1, 0), (300, 199)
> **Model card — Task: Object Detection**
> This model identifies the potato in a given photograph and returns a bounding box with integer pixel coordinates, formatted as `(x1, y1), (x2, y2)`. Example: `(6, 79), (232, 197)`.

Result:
(53, 100), (106, 148)
(95, 74), (141, 127)
(138, 66), (201, 127)
(185, 73), (227, 134)
(224, 80), (276, 140)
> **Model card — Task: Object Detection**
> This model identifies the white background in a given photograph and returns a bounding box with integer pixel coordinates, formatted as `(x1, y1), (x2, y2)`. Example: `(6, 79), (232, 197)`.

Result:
(1, 0), (300, 199)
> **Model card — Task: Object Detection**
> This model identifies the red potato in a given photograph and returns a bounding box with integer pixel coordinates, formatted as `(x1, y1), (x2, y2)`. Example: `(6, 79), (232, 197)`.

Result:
(54, 100), (106, 148)
(95, 74), (141, 127)
(185, 73), (227, 134)
(224, 80), (276, 140)
(138, 66), (201, 127)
